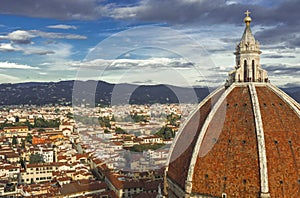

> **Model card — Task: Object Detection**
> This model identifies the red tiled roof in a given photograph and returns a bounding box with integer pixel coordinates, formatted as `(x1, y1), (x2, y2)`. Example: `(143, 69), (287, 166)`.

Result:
(167, 88), (225, 189)
(3, 126), (28, 130)
(27, 162), (59, 168)
(192, 86), (260, 197)
(257, 86), (300, 197)
(167, 84), (300, 197)
(60, 180), (107, 195)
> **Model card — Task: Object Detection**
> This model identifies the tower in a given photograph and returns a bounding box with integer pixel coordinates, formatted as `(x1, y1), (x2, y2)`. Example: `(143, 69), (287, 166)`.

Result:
(227, 10), (268, 85)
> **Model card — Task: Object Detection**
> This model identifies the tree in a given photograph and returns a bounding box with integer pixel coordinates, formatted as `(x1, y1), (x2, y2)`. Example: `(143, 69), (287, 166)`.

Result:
(29, 153), (44, 164)
(12, 136), (18, 146)
(110, 115), (116, 122)
(104, 129), (110, 134)
(37, 128), (45, 132)
(115, 127), (127, 134)
(156, 126), (175, 140)
(34, 118), (60, 128)
(166, 113), (181, 126)
(26, 133), (32, 144)
(66, 112), (73, 119)
(98, 116), (111, 128)
(129, 144), (165, 152)
(131, 113), (149, 123)
(19, 157), (26, 169)
(24, 120), (33, 130)
(21, 139), (26, 149)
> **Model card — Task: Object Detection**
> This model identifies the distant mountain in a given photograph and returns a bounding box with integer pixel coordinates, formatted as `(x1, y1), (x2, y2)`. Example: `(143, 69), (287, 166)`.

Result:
(282, 87), (300, 104)
(0, 80), (299, 106)
(0, 80), (209, 106)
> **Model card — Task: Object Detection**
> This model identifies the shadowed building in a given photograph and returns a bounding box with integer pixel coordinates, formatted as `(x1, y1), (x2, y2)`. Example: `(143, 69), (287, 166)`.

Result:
(166, 11), (300, 198)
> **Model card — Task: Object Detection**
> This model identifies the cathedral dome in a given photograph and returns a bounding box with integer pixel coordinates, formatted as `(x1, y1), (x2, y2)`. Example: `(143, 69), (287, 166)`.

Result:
(166, 11), (300, 198)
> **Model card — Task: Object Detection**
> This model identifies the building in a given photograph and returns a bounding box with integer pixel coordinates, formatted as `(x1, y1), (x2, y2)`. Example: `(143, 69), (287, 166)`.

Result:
(34, 146), (54, 163)
(21, 163), (59, 184)
(58, 180), (108, 198)
(3, 126), (29, 137)
(105, 171), (163, 198)
(142, 135), (163, 144)
(0, 164), (20, 181)
(166, 11), (300, 197)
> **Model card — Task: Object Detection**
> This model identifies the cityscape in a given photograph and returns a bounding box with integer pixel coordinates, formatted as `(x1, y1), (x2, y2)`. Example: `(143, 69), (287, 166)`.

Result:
(0, 103), (193, 197)
(0, 0), (300, 198)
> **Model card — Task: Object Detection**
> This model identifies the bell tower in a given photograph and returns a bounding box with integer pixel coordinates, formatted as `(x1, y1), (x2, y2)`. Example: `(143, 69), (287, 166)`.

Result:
(227, 10), (268, 86)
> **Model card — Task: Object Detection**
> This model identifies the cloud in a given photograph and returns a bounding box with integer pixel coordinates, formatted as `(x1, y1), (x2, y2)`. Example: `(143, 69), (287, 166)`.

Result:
(67, 57), (221, 87)
(34, 43), (74, 70)
(0, 74), (20, 82)
(0, 43), (20, 52)
(30, 30), (87, 40)
(263, 64), (300, 76)
(255, 24), (300, 48)
(0, 29), (85, 57)
(0, 0), (298, 50)
(0, 30), (87, 45)
(23, 49), (55, 55)
(0, 0), (276, 25)
(260, 63), (300, 87)
(109, 5), (142, 19)
(262, 54), (296, 59)
(0, 0), (297, 29)
(107, 0), (257, 24)
(70, 58), (195, 71)
(0, 42), (57, 55)
(105, 0), (299, 29)
(108, 0), (300, 50)
(47, 24), (77, 30)
(0, 61), (39, 70)
(0, 30), (34, 44)
(0, 0), (107, 20)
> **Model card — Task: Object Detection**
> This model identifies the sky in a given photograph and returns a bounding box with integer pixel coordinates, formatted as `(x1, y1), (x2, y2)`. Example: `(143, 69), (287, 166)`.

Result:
(0, 0), (299, 88)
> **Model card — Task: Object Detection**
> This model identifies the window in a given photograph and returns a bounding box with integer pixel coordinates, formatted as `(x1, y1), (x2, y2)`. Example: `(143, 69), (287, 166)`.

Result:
(252, 60), (255, 81)
(222, 193), (227, 198)
(244, 60), (247, 81)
